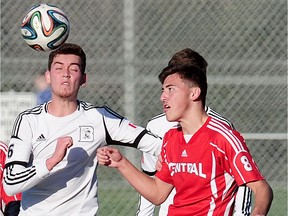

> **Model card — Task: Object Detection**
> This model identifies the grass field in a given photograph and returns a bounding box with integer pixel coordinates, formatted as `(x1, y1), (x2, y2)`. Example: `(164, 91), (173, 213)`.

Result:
(97, 147), (287, 215)
(98, 183), (287, 216)
(266, 188), (287, 216)
(97, 147), (287, 216)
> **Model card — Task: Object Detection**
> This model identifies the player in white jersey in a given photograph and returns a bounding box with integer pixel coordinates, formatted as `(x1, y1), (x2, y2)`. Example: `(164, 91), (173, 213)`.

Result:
(137, 114), (177, 216)
(3, 43), (162, 216)
(137, 48), (252, 216)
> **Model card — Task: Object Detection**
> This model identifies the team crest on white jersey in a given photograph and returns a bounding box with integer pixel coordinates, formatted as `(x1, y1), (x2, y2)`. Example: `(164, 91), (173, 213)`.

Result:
(79, 126), (94, 142)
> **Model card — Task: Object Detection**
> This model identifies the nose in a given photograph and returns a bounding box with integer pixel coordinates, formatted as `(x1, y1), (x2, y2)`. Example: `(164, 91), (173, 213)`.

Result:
(160, 91), (166, 103)
(62, 67), (71, 78)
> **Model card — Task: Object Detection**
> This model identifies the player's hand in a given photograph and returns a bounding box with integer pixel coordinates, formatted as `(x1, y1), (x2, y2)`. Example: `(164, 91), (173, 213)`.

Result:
(97, 146), (123, 168)
(155, 154), (163, 171)
(46, 136), (73, 171)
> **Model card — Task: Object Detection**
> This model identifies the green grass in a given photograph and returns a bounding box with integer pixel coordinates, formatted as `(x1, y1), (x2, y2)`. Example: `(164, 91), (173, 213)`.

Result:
(98, 187), (139, 216)
(266, 188), (287, 216)
(97, 148), (287, 215)
(98, 186), (287, 216)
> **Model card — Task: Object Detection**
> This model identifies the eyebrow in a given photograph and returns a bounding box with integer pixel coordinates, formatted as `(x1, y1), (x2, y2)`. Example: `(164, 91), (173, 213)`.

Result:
(164, 84), (174, 88)
(162, 84), (173, 90)
(53, 62), (81, 67)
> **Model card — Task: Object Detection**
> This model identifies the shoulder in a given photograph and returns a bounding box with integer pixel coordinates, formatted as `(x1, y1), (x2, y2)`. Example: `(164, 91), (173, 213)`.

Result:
(79, 100), (97, 110)
(78, 101), (107, 113)
(149, 113), (166, 122)
(12, 105), (44, 126)
(205, 106), (235, 129)
(147, 113), (167, 126)
(147, 113), (178, 127)
(163, 127), (180, 140)
(206, 117), (233, 134)
(79, 101), (125, 119)
(147, 113), (178, 135)
(206, 117), (245, 147)
(17, 104), (44, 118)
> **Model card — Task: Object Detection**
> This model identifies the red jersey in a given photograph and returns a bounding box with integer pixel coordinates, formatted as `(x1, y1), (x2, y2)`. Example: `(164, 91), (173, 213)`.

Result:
(0, 141), (21, 212)
(156, 117), (264, 216)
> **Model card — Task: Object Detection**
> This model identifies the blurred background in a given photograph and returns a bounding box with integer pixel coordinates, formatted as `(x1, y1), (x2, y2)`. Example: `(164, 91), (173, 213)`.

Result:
(0, 0), (287, 215)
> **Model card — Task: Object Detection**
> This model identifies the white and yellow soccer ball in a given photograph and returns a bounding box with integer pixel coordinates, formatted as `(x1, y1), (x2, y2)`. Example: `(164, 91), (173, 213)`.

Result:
(21, 3), (70, 51)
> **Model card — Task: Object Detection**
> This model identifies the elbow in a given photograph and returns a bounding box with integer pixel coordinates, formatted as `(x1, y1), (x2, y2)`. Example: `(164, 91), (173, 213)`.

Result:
(3, 183), (17, 197)
(261, 180), (274, 203)
(267, 184), (274, 204)
(3, 177), (21, 196)
(154, 200), (165, 206)
(247, 179), (274, 213)
(152, 199), (163, 206)
(3, 162), (30, 196)
(149, 195), (167, 206)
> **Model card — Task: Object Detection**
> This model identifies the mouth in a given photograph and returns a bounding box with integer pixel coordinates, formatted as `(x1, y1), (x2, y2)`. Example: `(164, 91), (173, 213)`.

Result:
(61, 81), (70, 85)
(163, 104), (170, 112)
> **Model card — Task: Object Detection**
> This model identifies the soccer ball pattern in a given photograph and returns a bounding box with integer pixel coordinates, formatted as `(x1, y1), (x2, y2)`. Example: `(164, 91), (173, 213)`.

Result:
(21, 3), (70, 51)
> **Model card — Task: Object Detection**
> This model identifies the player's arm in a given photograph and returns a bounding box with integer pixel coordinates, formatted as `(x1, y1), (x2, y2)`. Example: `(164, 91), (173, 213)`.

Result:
(101, 106), (162, 155)
(246, 180), (273, 216)
(3, 115), (46, 195)
(232, 154), (273, 216)
(4, 114), (71, 195)
(4, 137), (72, 196)
(232, 150), (273, 215)
(229, 139), (273, 215)
(97, 146), (173, 205)
(45, 136), (73, 171)
(3, 133), (47, 196)
(136, 118), (160, 216)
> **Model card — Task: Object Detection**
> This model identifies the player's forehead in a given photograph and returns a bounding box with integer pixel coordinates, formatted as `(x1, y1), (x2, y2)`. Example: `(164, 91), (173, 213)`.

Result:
(52, 54), (81, 65)
(163, 73), (185, 87)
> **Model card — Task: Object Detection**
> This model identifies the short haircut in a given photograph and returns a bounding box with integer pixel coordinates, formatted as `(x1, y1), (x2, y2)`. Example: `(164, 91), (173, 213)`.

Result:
(48, 43), (86, 74)
(158, 64), (207, 106)
(168, 48), (208, 74)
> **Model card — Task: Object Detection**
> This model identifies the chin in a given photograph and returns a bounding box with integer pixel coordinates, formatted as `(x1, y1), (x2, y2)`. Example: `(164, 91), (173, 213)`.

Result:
(165, 115), (175, 122)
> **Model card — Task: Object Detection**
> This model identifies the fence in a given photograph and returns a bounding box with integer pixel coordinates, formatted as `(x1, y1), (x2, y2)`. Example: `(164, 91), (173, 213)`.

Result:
(1, 0), (287, 215)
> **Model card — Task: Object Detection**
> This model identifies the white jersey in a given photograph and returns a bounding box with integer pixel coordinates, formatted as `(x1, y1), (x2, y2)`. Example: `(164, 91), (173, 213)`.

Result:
(137, 106), (251, 216)
(3, 101), (162, 216)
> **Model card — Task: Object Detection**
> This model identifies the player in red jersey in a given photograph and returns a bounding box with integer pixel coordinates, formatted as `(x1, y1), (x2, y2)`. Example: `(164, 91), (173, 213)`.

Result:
(97, 62), (273, 215)
(0, 141), (21, 216)
(137, 48), (252, 216)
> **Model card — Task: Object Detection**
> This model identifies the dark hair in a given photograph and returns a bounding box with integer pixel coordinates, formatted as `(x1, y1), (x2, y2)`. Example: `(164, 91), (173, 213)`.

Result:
(158, 64), (207, 106)
(168, 48), (208, 74)
(48, 43), (86, 74)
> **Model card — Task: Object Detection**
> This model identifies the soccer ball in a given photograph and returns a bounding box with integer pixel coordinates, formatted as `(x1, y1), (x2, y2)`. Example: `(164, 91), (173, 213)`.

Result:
(21, 3), (70, 51)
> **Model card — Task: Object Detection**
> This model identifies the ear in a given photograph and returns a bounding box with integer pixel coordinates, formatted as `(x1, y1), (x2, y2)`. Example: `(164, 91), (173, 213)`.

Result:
(81, 73), (87, 86)
(190, 87), (201, 101)
(45, 70), (51, 84)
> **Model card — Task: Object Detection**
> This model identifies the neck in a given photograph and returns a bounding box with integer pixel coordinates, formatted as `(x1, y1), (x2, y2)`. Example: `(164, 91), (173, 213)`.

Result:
(47, 99), (78, 117)
(180, 106), (208, 135)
